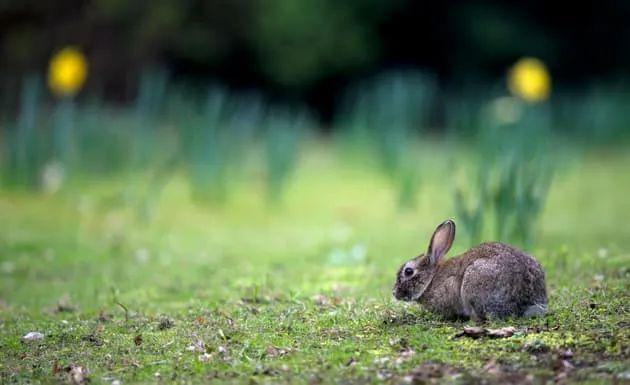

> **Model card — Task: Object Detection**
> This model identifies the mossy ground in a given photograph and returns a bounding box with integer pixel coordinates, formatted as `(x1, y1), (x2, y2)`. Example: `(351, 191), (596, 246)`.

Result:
(1, 143), (629, 384)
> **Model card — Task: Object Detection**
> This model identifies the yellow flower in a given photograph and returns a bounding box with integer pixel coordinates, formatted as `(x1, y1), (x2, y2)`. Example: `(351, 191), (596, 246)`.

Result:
(48, 47), (88, 97)
(507, 57), (551, 103)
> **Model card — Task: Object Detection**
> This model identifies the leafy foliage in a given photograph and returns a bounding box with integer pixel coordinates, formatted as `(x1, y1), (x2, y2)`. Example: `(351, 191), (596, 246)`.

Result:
(265, 108), (308, 205)
(337, 71), (437, 209)
(455, 101), (554, 245)
(1, 75), (44, 189)
(252, 0), (391, 87)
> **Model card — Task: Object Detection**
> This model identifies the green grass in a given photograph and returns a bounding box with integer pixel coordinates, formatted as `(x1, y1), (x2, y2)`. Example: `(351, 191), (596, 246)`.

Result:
(0, 141), (629, 384)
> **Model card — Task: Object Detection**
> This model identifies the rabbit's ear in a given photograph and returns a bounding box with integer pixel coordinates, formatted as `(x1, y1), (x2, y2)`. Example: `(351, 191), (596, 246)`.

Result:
(427, 219), (456, 265)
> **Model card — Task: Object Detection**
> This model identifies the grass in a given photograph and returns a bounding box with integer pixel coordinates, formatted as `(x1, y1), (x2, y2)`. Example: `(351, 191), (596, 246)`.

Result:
(0, 141), (629, 384)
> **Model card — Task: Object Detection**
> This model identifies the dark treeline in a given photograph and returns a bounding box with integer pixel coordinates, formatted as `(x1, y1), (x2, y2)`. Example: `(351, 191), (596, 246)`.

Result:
(1, 0), (629, 119)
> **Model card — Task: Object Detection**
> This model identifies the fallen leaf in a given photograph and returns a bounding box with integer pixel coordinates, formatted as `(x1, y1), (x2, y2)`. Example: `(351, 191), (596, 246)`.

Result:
(22, 331), (44, 341)
(454, 326), (485, 339)
(454, 326), (519, 339)
(487, 326), (517, 338)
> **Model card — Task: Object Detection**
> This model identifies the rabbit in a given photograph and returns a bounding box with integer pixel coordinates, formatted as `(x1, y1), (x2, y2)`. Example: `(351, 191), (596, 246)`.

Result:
(393, 219), (547, 321)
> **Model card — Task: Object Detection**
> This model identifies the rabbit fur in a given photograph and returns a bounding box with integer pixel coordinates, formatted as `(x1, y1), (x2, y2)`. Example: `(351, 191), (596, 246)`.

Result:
(393, 219), (547, 321)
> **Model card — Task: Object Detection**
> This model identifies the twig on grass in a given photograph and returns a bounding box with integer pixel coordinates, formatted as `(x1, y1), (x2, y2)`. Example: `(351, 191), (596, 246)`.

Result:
(110, 287), (129, 323)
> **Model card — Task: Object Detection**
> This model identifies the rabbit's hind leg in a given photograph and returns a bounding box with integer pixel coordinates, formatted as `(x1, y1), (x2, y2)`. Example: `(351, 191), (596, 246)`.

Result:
(461, 259), (520, 320)
(463, 292), (518, 320)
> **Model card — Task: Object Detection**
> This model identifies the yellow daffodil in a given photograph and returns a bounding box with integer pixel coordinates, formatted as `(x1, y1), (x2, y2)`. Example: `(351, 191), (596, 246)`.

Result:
(48, 47), (88, 97)
(507, 57), (551, 103)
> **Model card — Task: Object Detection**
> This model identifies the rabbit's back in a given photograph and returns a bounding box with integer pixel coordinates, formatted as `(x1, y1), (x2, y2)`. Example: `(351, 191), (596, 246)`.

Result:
(459, 242), (547, 320)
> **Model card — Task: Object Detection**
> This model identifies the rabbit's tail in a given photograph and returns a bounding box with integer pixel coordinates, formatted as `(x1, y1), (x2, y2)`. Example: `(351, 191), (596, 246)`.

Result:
(523, 303), (547, 318)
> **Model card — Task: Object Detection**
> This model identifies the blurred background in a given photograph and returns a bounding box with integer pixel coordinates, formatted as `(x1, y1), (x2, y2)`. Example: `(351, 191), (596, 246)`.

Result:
(1, 1), (629, 307)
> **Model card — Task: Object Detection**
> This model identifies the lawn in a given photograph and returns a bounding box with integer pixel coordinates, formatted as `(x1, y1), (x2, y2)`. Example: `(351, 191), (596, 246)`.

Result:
(0, 142), (628, 384)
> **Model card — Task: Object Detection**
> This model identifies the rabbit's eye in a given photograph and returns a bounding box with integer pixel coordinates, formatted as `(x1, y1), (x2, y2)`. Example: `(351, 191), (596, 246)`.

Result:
(403, 267), (414, 277)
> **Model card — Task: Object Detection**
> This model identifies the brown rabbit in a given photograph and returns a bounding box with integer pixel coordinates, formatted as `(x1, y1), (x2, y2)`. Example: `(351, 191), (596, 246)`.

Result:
(393, 219), (547, 321)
